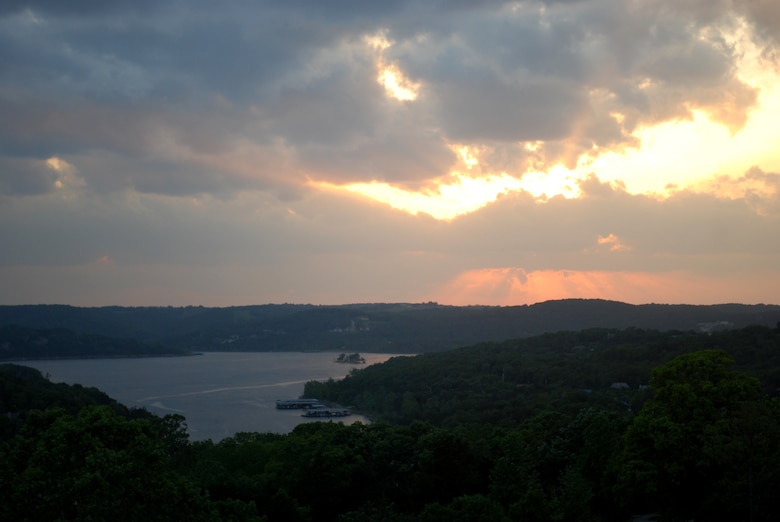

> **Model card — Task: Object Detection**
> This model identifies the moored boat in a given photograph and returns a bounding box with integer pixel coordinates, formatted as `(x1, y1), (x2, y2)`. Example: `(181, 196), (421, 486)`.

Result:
(275, 398), (322, 409)
(302, 408), (351, 418)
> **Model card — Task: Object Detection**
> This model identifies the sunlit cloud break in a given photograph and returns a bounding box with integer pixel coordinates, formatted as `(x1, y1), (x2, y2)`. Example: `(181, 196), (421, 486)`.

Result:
(1, 1), (779, 307)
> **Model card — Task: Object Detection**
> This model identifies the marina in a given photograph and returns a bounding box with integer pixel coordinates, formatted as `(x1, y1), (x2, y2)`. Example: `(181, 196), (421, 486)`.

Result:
(275, 397), (353, 418)
(302, 407), (351, 418)
(275, 398), (323, 409)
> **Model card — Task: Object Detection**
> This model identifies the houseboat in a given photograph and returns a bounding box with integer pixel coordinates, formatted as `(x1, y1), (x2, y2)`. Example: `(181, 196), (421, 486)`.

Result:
(275, 398), (323, 409)
(302, 408), (352, 418)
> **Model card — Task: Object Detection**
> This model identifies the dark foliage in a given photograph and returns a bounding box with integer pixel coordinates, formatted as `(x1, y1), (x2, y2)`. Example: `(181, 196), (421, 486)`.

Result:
(1, 300), (779, 353)
(305, 326), (780, 428)
(0, 324), (189, 360)
(1, 325), (779, 521)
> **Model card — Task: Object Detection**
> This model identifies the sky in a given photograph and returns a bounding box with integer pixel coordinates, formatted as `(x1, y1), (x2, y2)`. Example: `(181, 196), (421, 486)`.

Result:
(1, 0), (780, 307)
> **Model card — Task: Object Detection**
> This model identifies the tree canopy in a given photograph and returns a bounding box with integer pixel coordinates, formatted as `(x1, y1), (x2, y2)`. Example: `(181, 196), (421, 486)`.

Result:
(619, 350), (778, 520)
(1, 325), (779, 520)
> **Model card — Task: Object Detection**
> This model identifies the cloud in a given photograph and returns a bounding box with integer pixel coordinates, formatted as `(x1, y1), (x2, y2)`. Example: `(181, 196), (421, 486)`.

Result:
(597, 233), (630, 252)
(430, 268), (780, 306)
(0, 0), (768, 200)
(2, 164), (777, 305)
(0, 157), (58, 195)
(438, 169), (780, 275)
(685, 166), (780, 216)
(1, 1), (779, 306)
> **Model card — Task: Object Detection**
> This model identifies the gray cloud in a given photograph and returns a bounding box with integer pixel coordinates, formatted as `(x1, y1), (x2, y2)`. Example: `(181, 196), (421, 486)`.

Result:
(2, 166), (778, 305)
(1, 0), (766, 198)
(0, 157), (57, 195)
(444, 170), (780, 275)
(2, 166), (777, 270)
(1, 0), (778, 305)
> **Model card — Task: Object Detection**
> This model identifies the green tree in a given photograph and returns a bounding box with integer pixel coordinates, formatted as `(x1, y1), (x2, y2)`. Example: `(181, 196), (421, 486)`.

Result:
(619, 350), (764, 520)
(0, 406), (216, 521)
(400, 391), (420, 420)
(702, 398), (780, 521)
(410, 427), (491, 509)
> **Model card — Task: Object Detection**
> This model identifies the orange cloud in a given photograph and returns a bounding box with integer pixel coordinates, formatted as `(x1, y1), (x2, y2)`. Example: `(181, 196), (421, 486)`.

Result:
(597, 233), (630, 252)
(431, 268), (780, 306)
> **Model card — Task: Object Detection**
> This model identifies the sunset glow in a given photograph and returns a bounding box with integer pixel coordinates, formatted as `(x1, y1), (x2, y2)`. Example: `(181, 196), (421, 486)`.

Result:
(337, 173), (526, 219)
(368, 31), (420, 101)
(341, 19), (780, 220)
(379, 66), (419, 101)
(2, 1), (779, 307)
(433, 268), (780, 307)
(338, 56), (780, 220)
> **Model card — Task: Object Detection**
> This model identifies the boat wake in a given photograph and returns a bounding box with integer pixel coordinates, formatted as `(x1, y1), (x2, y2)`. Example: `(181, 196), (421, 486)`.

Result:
(138, 377), (330, 402)
(146, 401), (185, 413)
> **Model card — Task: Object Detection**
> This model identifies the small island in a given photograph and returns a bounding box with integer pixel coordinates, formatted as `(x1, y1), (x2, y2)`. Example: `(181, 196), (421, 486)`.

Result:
(335, 352), (365, 364)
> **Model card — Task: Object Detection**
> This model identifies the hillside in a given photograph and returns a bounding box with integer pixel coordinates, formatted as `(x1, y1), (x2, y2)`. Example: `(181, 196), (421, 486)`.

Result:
(304, 325), (780, 428)
(0, 324), (192, 360)
(1, 299), (779, 354)
(3, 325), (780, 521)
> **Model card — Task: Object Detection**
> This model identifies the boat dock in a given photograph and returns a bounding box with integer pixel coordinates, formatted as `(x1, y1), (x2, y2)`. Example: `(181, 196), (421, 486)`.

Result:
(302, 408), (352, 418)
(275, 398), (323, 409)
(276, 398), (352, 418)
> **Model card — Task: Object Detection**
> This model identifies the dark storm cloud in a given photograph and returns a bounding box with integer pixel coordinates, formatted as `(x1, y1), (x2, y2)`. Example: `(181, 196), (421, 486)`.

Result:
(1, 0), (767, 199)
(433, 77), (586, 142)
(738, 0), (780, 50)
(0, 157), (57, 195)
(0, 99), (151, 159)
(0, 4), (332, 103)
(0, 0), (159, 17)
(302, 126), (457, 187)
(397, 0), (757, 162)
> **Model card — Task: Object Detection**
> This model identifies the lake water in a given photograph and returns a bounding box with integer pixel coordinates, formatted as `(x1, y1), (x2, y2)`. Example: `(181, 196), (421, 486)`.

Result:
(21, 352), (403, 441)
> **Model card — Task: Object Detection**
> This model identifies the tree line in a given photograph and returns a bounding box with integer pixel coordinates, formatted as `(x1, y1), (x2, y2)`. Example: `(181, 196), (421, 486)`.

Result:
(0, 324), (190, 360)
(1, 325), (780, 520)
(2, 300), (779, 354)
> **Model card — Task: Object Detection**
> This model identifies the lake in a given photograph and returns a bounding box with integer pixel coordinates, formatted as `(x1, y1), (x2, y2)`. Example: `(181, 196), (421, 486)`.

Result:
(22, 352), (403, 441)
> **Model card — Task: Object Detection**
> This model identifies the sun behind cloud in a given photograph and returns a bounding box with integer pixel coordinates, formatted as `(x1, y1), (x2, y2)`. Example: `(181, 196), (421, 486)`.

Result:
(319, 173), (525, 219)
(367, 31), (420, 102)
(327, 20), (780, 222)
(379, 65), (419, 101)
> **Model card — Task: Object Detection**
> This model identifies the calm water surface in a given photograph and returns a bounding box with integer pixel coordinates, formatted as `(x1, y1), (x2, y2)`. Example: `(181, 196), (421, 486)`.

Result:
(23, 352), (402, 441)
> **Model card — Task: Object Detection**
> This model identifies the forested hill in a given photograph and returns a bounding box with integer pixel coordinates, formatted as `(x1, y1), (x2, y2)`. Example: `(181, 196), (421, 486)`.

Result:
(0, 363), (153, 427)
(0, 324), (191, 360)
(304, 325), (780, 428)
(3, 326), (780, 521)
(1, 299), (779, 354)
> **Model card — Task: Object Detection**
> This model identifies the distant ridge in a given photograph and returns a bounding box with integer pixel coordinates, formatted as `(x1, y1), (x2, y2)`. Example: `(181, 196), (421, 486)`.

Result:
(0, 324), (190, 360)
(1, 299), (779, 354)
